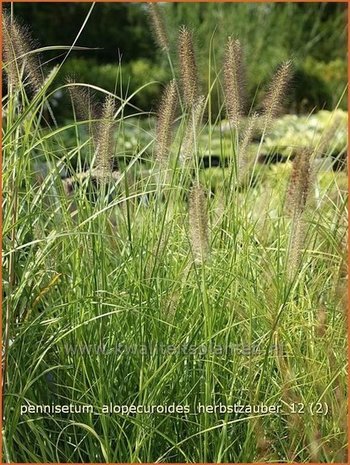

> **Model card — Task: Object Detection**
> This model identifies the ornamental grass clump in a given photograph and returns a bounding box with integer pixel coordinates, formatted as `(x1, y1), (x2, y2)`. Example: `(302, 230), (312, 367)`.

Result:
(3, 7), (347, 462)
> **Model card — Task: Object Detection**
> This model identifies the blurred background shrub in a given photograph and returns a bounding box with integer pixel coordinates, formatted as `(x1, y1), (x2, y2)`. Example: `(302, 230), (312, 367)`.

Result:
(12, 2), (347, 122)
(53, 58), (170, 120)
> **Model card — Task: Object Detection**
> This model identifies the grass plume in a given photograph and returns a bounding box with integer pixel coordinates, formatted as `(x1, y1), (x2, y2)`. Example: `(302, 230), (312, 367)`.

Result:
(224, 37), (245, 129)
(94, 95), (117, 182)
(67, 79), (99, 145)
(178, 26), (198, 107)
(262, 60), (292, 129)
(2, 10), (346, 462)
(155, 80), (178, 167)
(188, 182), (209, 264)
(237, 112), (258, 183)
(2, 13), (20, 89)
(147, 3), (169, 52)
(285, 147), (313, 278)
(180, 95), (205, 166)
(287, 215), (306, 279)
(2, 12), (42, 92)
(286, 147), (313, 218)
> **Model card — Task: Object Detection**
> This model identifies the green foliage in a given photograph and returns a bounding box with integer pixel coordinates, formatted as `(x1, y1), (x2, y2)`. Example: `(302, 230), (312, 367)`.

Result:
(3, 81), (347, 457)
(301, 57), (347, 110)
(164, 2), (347, 112)
(165, 2), (346, 63)
(264, 110), (348, 155)
(11, 2), (155, 63)
(12, 2), (347, 117)
(127, 59), (170, 109)
(2, 6), (348, 462)
(54, 58), (170, 120)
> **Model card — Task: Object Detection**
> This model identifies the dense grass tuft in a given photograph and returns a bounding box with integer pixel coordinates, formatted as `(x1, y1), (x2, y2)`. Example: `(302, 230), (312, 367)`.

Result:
(2, 9), (347, 463)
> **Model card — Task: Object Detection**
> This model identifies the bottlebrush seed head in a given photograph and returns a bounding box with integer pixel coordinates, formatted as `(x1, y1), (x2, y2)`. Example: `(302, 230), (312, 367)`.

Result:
(94, 95), (117, 181)
(224, 37), (245, 129)
(148, 3), (169, 52)
(178, 26), (198, 107)
(238, 112), (259, 182)
(262, 60), (292, 129)
(180, 95), (205, 166)
(155, 80), (178, 166)
(189, 182), (209, 264)
(67, 79), (99, 146)
(286, 147), (313, 218)
(2, 13), (43, 92)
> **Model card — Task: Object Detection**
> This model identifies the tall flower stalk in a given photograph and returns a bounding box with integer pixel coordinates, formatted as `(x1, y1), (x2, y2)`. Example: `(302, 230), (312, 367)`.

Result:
(285, 148), (313, 279)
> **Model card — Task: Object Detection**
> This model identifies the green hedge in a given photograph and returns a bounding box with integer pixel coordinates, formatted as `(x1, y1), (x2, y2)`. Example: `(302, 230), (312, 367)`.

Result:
(53, 58), (170, 121)
(301, 57), (347, 109)
(50, 55), (346, 124)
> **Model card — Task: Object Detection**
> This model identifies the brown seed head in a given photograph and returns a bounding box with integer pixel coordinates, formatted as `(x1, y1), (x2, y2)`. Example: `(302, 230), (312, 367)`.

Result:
(316, 305), (327, 337)
(67, 79), (99, 145)
(2, 13), (20, 89)
(189, 182), (209, 264)
(67, 79), (98, 122)
(94, 95), (117, 181)
(180, 95), (205, 166)
(224, 37), (245, 129)
(155, 80), (178, 167)
(148, 3), (169, 52)
(262, 60), (292, 129)
(2, 13), (43, 92)
(238, 112), (258, 182)
(285, 147), (313, 218)
(178, 26), (198, 107)
(285, 148), (313, 279)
